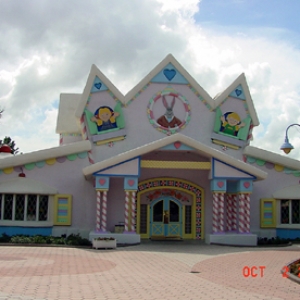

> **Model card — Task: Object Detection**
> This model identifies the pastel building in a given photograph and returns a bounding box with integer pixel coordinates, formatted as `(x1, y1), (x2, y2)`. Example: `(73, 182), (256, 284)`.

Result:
(0, 54), (299, 246)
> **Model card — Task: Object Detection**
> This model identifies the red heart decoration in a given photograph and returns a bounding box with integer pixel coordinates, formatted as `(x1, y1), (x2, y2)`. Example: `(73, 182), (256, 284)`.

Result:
(128, 179), (135, 186)
(217, 181), (224, 188)
(243, 182), (250, 188)
(174, 142), (181, 149)
(99, 179), (106, 185)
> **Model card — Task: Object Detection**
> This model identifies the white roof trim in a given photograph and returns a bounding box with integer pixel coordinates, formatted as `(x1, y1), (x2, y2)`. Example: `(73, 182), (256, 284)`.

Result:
(0, 140), (91, 169)
(73, 54), (260, 129)
(213, 73), (259, 126)
(75, 64), (125, 120)
(124, 54), (213, 106)
(273, 185), (300, 199)
(244, 146), (300, 170)
(74, 54), (216, 124)
(0, 177), (58, 194)
(83, 133), (267, 180)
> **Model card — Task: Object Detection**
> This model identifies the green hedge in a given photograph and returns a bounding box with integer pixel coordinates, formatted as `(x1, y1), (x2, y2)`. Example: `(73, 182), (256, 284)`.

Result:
(0, 233), (91, 246)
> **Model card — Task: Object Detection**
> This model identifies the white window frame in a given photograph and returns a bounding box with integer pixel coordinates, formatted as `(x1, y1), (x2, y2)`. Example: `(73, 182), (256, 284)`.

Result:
(277, 199), (300, 229)
(0, 193), (54, 227)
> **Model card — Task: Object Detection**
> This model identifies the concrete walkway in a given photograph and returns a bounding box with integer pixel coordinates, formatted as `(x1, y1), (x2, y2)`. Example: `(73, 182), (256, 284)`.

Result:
(0, 241), (299, 300)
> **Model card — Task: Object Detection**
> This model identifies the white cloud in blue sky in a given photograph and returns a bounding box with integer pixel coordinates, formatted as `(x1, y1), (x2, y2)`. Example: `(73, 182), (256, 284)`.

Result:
(1, 0), (300, 159)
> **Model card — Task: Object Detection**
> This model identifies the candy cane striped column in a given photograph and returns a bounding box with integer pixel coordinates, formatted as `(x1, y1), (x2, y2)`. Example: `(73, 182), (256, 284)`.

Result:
(131, 191), (136, 232)
(244, 193), (250, 233)
(226, 194), (234, 231)
(101, 191), (108, 232)
(124, 191), (130, 232)
(96, 191), (101, 232)
(232, 194), (238, 231)
(218, 193), (225, 233)
(212, 193), (219, 233)
(238, 194), (246, 233)
(80, 114), (95, 164)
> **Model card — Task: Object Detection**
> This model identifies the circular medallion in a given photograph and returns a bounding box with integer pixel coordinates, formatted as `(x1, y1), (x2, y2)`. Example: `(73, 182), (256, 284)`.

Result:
(147, 89), (191, 135)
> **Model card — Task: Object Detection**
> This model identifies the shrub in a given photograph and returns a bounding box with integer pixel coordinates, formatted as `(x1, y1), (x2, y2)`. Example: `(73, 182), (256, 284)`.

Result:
(2, 233), (91, 247)
(0, 233), (11, 243)
(10, 236), (32, 243)
(66, 233), (91, 246)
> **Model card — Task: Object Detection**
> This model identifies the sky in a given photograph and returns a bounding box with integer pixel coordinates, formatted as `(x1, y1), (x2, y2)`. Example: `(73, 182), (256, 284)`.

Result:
(1, 0), (300, 160)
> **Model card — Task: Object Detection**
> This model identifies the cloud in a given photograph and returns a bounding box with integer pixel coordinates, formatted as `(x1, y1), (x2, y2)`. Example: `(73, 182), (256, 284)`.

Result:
(0, 0), (300, 161)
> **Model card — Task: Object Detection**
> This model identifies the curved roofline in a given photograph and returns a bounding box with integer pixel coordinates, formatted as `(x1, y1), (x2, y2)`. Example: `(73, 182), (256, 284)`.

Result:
(0, 140), (91, 170)
(244, 145), (300, 170)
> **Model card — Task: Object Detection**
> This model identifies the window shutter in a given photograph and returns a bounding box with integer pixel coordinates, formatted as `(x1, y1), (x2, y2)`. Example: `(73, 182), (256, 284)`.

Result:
(53, 194), (72, 226)
(260, 198), (276, 228)
(213, 107), (222, 133)
(84, 109), (98, 135)
(237, 116), (252, 141)
(114, 101), (125, 129)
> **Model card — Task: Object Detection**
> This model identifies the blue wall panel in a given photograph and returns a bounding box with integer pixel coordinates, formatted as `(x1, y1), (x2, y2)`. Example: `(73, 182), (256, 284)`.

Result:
(0, 226), (52, 236)
(276, 228), (300, 239)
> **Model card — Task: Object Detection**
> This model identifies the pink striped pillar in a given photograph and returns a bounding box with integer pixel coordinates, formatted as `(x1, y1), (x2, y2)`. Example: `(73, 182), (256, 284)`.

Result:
(244, 193), (250, 233)
(131, 191), (136, 232)
(101, 191), (108, 232)
(226, 194), (234, 231)
(238, 194), (246, 233)
(212, 193), (219, 233)
(232, 194), (238, 231)
(218, 193), (225, 232)
(124, 191), (130, 232)
(96, 191), (101, 232)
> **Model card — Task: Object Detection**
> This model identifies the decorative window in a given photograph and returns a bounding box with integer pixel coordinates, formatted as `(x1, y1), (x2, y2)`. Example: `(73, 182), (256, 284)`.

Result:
(0, 194), (49, 222)
(185, 205), (192, 234)
(280, 199), (300, 225)
(213, 107), (251, 141)
(84, 101), (126, 144)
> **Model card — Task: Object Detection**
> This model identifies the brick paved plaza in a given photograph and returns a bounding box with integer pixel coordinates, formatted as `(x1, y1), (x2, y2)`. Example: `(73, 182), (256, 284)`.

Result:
(0, 241), (299, 300)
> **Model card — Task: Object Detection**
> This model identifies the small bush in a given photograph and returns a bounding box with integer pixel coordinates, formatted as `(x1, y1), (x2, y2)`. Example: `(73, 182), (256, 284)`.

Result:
(32, 235), (47, 244)
(0, 233), (11, 243)
(257, 236), (294, 246)
(66, 233), (91, 246)
(11, 236), (32, 244)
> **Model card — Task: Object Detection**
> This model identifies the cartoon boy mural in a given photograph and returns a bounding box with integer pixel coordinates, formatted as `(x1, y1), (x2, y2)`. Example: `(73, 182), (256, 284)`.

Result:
(91, 106), (120, 132)
(220, 112), (245, 136)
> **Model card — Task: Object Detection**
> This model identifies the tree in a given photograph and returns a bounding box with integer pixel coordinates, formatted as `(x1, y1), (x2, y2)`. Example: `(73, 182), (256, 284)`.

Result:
(0, 136), (19, 154)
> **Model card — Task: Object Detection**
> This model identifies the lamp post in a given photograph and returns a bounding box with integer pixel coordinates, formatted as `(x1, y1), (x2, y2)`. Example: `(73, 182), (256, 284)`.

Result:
(280, 124), (300, 154)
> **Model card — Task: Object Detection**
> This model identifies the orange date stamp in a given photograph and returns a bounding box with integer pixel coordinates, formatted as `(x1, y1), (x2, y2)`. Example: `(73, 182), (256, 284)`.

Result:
(282, 266), (300, 278)
(242, 266), (266, 277)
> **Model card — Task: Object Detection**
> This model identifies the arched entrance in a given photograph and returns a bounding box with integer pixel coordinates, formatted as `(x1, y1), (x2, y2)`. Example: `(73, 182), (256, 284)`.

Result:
(137, 177), (204, 240)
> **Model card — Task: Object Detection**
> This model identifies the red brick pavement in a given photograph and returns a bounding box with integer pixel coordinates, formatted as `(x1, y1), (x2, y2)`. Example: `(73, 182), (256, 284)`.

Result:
(0, 244), (298, 300)
(192, 249), (300, 300)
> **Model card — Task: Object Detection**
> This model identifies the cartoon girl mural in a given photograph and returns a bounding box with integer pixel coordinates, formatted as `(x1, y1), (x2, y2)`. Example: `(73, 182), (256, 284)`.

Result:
(220, 112), (245, 136)
(91, 106), (120, 132)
